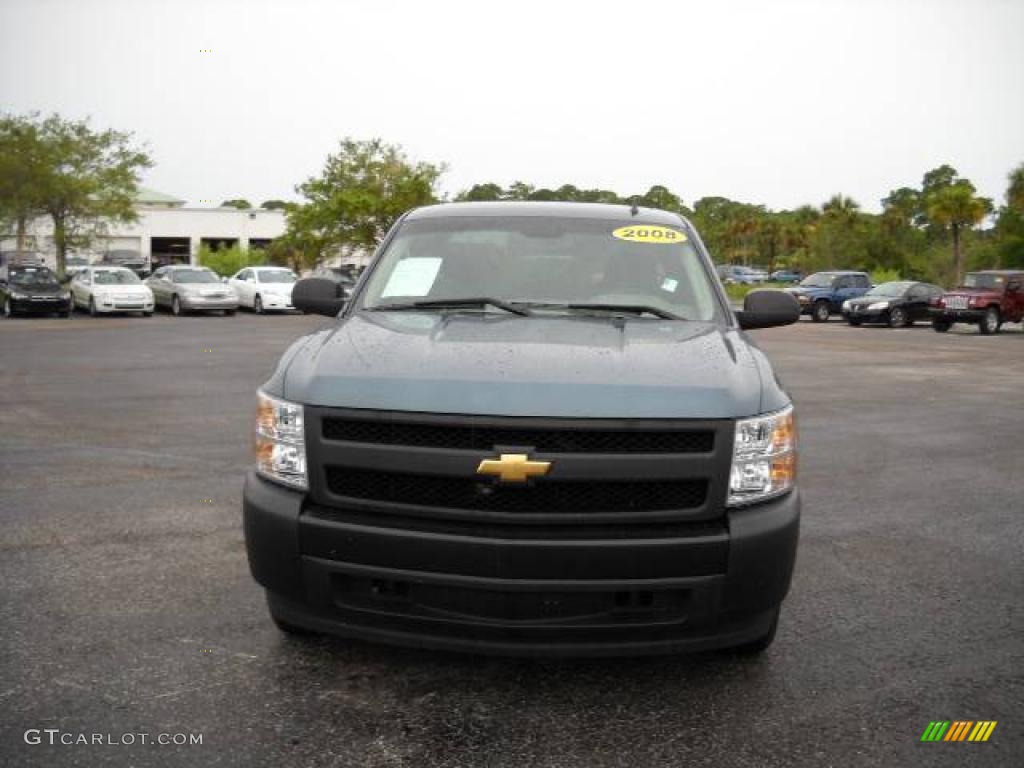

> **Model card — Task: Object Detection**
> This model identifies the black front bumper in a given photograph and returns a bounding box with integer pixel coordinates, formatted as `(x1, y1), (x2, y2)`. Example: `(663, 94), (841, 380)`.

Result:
(244, 471), (800, 656)
(10, 296), (70, 315)
(930, 308), (984, 323)
(842, 307), (886, 322)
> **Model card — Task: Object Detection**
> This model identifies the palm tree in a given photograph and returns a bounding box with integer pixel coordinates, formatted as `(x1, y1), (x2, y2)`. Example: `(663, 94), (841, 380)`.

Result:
(926, 181), (993, 284)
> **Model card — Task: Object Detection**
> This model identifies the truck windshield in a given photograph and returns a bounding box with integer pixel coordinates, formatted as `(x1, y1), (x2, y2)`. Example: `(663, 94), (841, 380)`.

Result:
(359, 216), (724, 323)
(798, 274), (835, 288)
(962, 273), (1005, 290)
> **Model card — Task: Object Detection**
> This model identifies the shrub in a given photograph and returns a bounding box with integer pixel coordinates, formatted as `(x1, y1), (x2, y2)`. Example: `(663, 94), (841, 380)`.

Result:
(197, 244), (266, 277)
(869, 268), (903, 285)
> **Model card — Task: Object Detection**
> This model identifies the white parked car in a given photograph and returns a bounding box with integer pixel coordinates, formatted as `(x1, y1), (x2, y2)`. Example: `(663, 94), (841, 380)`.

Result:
(228, 266), (298, 313)
(70, 266), (155, 316)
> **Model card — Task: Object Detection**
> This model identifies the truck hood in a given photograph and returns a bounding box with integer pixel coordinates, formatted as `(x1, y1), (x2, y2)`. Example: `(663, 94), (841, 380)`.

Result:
(279, 311), (777, 419)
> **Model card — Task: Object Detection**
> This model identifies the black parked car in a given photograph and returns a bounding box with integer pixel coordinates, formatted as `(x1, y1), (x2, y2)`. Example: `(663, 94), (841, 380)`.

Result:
(99, 250), (151, 278)
(1, 264), (72, 318)
(841, 281), (943, 327)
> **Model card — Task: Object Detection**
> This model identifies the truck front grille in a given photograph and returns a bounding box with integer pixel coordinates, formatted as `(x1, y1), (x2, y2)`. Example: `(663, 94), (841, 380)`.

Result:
(325, 466), (707, 514)
(322, 417), (714, 454)
(305, 407), (732, 532)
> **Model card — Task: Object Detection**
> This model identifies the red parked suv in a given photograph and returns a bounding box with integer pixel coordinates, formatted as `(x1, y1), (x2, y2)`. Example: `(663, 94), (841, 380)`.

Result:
(931, 270), (1024, 334)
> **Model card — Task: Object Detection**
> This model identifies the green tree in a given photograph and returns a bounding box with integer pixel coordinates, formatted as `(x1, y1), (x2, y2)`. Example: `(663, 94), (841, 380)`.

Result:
(260, 199), (288, 210)
(993, 163), (1024, 269)
(636, 184), (684, 213)
(1007, 164), (1024, 211)
(287, 138), (444, 267)
(456, 183), (504, 202)
(221, 199), (253, 209)
(925, 180), (993, 283)
(0, 114), (47, 252)
(24, 114), (151, 274)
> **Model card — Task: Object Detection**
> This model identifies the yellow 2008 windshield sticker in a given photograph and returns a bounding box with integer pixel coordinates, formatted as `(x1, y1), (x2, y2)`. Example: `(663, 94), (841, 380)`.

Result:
(612, 225), (687, 244)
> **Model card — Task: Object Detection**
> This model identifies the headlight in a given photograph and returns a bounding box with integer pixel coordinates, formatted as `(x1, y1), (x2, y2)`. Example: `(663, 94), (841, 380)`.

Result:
(867, 301), (890, 311)
(10, 291), (29, 299)
(842, 300), (851, 311)
(254, 390), (307, 489)
(728, 405), (796, 507)
(61, 292), (71, 300)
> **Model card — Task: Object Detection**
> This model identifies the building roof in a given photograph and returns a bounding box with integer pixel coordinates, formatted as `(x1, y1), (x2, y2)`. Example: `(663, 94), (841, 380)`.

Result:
(135, 187), (186, 206)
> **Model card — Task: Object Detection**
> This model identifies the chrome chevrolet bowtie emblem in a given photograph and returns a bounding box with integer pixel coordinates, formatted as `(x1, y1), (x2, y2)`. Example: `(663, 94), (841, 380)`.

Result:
(476, 453), (551, 483)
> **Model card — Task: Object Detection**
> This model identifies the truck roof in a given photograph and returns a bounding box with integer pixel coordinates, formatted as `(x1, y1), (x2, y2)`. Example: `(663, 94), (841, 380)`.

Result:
(405, 201), (687, 225)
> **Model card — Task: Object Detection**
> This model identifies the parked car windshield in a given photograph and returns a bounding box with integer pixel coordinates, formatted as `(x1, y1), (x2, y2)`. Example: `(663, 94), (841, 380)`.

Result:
(962, 273), (1005, 290)
(359, 216), (725, 322)
(867, 281), (913, 297)
(173, 269), (219, 284)
(94, 269), (141, 285)
(10, 268), (59, 287)
(798, 274), (836, 288)
(258, 270), (297, 284)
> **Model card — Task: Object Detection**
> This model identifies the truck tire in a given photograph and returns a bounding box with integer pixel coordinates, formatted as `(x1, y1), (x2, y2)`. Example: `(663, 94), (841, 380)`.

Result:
(812, 301), (830, 323)
(979, 306), (1001, 335)
(932, 319), (951, 333)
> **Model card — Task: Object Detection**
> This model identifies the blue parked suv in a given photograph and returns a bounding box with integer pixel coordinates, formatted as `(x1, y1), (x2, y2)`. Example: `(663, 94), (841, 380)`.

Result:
(786, 271), (871, 322)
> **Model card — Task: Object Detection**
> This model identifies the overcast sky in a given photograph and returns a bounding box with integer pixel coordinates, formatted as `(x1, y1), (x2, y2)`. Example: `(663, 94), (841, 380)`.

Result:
(2, 0), (1022, 213)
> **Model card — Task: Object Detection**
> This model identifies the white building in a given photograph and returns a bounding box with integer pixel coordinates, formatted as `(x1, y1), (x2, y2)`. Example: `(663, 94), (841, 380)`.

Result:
(1, 188), (288, 269)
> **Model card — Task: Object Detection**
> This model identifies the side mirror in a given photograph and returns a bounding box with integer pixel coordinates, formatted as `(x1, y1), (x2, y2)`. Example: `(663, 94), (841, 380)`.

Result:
(735, 290), (800, 330)
(292, 277), (346, 317)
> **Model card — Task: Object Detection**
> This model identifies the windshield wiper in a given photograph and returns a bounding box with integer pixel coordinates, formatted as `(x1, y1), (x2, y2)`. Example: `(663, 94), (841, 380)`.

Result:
(364, 297), (532, 316)
(561, 303), (685, 320)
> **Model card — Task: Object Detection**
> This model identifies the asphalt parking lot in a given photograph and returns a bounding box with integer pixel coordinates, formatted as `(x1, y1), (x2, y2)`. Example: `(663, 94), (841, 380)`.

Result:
(1, 312), (1021, 767)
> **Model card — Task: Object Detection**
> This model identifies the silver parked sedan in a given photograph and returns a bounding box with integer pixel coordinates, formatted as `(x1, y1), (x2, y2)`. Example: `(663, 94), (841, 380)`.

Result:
(146, 266), (239, 316)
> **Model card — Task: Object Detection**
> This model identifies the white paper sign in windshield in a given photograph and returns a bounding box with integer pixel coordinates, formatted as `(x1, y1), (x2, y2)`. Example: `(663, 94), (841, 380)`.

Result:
(381, 257), (442, 298)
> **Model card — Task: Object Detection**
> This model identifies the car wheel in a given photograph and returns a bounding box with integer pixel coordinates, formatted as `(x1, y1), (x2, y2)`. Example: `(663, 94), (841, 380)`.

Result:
(724, 608), (779, 656)
(812, 301), (830, 323)
(3, 298), (13, 318)
(932, 319), (951, 333)
(89, 297), (98, 317)
(225, 309), (236, 316)
(254, 294), (264, 314)
(143, 311), (153, 317)
(847, 318), (862, 327)
(171, 295), (182, 316)
(979, 306), (1001, 335)
(888, 307), (906, 328)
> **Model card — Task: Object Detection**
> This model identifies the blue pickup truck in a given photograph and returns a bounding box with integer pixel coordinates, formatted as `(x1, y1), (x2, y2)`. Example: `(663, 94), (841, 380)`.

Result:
(785, 271), (872, 322)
